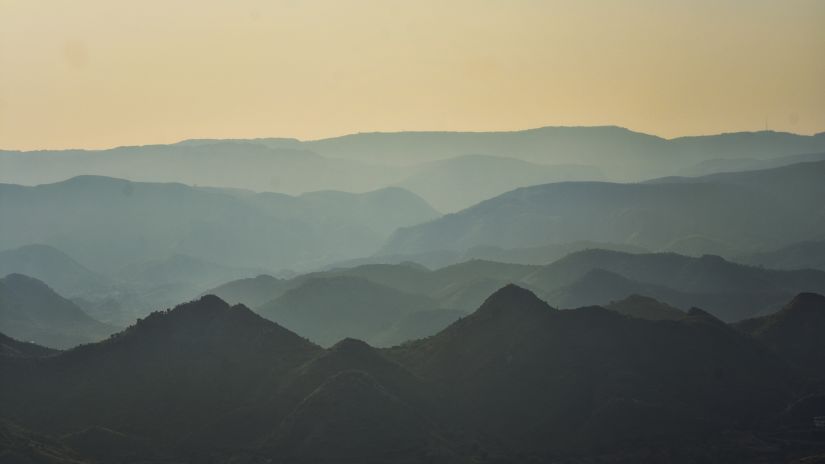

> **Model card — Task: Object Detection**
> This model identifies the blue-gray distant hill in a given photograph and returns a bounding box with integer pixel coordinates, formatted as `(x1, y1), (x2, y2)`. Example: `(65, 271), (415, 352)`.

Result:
(395, 154), (604, 212)
(736, 239), (825, 271)
(3, 127), (824, 211)
(0, 176), (439, 273)
(0, 274), (116, 349)
(383, 160), (825, 258)
(0, 244), (113, 297)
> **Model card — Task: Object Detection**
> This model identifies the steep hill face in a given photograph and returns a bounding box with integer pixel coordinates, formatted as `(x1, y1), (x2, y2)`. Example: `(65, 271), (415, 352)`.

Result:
(0, 274), (116, 349)
(0, 295), (321, 441)
(0, 176), (438, 272)
(257, 276), (439, 347)
(383, 161), (825, 258)
(391, 285), (791, 456)
(0, 296), (454, 462)
(1, 288), (820, 462)
(735, 292), (825, 385)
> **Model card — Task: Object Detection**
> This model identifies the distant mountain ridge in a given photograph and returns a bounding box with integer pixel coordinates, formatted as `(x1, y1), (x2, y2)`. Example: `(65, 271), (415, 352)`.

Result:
(0, 175), (438, 273)
(4, 126), (825, 212)
(384, 160), (825, 258)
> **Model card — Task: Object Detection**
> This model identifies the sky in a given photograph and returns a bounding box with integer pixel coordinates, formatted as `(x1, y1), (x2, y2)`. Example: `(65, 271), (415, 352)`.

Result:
(1, 0), (823, 150)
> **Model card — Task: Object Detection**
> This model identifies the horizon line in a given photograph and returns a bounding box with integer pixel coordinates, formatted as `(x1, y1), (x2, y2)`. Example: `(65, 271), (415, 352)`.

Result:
(3, 124), (824, 153)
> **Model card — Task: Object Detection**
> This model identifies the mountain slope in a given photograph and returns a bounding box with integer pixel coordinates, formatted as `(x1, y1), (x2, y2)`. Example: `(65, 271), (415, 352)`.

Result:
(0, 332), (59, 358)
(257, 276), (438, 347)
(391, 285), (792, 456)
(396, 154), (603, 212)
(0, 176), (438, 272)
(0, 244), (112, 297)
(737, 239), (825, 271)
(735, 292), (825, 384)
(384, 161), (825, 258)
(0, 274), (116, 349)
(203, 274), (289, 307)
(524, 250), (825, 321)
(0, 295), (321, 441)
(0, 287), (819, 462)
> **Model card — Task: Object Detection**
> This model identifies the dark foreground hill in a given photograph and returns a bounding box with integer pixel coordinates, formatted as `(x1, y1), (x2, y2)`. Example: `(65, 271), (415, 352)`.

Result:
(2, 289), (825, 462)
(735, 292), (825, 387)
(0, 331), (58, 358)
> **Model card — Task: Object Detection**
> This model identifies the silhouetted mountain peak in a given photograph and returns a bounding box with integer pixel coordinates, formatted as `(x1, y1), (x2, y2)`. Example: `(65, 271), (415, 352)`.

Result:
(474, 284), (553, 318)
(2, 272), (50, 290)
(684, 307), (728, 328)
(78, 295), (318, 358)
(330, 337), (374, 355)
(783, 292), (825, 314)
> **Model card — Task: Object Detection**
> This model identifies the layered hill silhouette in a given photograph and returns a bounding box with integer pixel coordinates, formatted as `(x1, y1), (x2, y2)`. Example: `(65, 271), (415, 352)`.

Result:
(3, 128), (824, 213)
(735, 292), (825, 385)
(257, 276), (443, 347)
(0, 176), (438, 273)
(334, 240), (648, 269)
(0, 244), (112, 297)
(737, 239), (825, 271)
(0, 332), (58, 358)
(1, 288), (824, 462)
(210, 250), (825, 329)
(383, 160), (825, 258)
(526, 249), (825, 321)
(0, 274), (116, 349)
(396, 154), (603, 212)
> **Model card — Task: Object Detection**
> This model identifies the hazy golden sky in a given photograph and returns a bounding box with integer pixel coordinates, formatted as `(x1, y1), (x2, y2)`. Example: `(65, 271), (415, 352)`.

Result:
(1, 0), (823, 150)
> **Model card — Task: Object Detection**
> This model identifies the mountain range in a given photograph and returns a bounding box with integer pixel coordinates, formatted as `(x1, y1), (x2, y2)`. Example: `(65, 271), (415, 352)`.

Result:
(4, 127), (825, 212)
(209, 249), (825, 326)
(2, 286), (823, 462)
(0, 176), (438, 273)
(383, 160), (825, 258)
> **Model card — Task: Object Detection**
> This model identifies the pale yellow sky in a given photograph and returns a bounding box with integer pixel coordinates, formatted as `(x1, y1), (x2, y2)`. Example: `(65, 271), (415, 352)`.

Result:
(0, 0), (823, 150)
